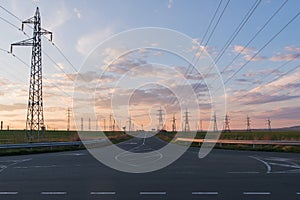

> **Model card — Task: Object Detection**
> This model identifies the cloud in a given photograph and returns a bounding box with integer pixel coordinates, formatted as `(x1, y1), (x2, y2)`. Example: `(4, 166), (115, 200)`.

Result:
(243, 93), (300, 105)
(167, 0), (174, 8)
(44, 2), (72, 31)
(73, 8), (81, 19)
(0, 103), (26, 111)
(270, 45), (300, 62)
(233, 45), (266, 61)
(285, 46), (300, 53)
(270, 53), (300, 62)
(76, 28), (114, 56)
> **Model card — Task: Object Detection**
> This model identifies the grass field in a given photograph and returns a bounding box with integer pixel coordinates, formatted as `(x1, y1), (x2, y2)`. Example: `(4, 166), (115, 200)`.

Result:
(0, 130), (132, 144)
(0, 130), (299, 154)
(156, 130), (300, 142)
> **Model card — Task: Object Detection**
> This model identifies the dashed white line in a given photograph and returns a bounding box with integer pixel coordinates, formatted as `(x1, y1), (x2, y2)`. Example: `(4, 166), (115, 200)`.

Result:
(192, 192), (218, 195)
(41, 191), (67, 195)
(90, 192), (116, 195)
(296, 192), (300, 195)
(0, 192), (18, 195)
(227, 171), (260, 174)
(243, 192), (271, 195)
(140, 191), (166, 195)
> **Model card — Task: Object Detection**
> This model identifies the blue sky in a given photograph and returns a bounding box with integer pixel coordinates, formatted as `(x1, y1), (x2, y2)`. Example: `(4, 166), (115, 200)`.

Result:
(0, 0), (299, 130)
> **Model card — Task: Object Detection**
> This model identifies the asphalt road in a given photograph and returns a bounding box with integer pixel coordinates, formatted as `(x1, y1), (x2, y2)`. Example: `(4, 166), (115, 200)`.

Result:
(0, 134), (300, 200)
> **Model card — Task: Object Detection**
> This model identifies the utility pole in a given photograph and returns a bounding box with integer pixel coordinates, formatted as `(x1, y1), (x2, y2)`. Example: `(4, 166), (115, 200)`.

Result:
(67, 108), (71, 131)
(213, 112), (218, 132)
(223, 113), (231, 132)
(0, 121), (3, 130)
(267, 118), (271, 131)
(157, 107), (164, 131)
(171, 114), (176, 132)
(81, 117), (83, 131)
(184, 108), (190, 132)
(246, 115), (251, 132)
(11, 7), (52, 141)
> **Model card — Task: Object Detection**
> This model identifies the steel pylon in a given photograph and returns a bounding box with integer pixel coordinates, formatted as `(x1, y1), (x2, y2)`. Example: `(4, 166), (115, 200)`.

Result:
(11, 7), (52, 141)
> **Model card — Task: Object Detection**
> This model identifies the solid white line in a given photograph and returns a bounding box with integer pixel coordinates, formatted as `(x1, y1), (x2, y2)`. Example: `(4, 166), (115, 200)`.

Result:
(140, 191), (166, 195)
(192, 192), (218, 195)
(41, 191), (67, 195)
(0, 192), (18, 195)
(90, 192), (116, 195)
(249, 156), (272, 173)
(243, 192), (270, 195)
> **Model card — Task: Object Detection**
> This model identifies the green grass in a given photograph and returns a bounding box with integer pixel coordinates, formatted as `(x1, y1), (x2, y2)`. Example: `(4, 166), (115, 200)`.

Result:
(0, 130), (132, 156)
(156, 130), (300, 153)
(1, 130), (299, 154)
(0, 130), (133, 144)
(219, 130), (300, 140)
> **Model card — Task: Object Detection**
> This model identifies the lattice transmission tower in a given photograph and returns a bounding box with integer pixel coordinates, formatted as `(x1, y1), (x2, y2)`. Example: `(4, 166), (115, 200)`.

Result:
(157, 107), (164, 131)
(246, 115), (251, 132)
(223, 113), (231, 132)
(11, 7), (52, 141)
(183, 108), (190, 132)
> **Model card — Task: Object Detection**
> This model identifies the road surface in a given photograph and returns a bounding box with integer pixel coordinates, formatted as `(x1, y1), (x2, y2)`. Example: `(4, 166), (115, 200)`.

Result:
(0, 134), (299, 199)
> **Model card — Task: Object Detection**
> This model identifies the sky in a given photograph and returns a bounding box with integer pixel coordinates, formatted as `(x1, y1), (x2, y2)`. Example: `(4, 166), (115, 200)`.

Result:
(0, 0), (299, 131)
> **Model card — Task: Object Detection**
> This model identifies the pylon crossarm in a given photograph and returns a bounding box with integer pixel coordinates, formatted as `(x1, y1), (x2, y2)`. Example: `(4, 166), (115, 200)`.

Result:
(40, 29), (52, 41)
(10, 38), (34, 52)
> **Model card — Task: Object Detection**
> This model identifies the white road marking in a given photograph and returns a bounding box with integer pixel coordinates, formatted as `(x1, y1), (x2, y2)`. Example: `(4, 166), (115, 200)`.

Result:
(140, 191), (166, 195)
(192, 192), (218, 195)
(0, 158), (32, 163)
(0, 192), (18, 195)
(227, 171), (260, 174)
(142, 132), (147, 145)
(243, 192), (270, 195)
(115, 133), (163, 167)
(13, 166), (28, 169)
(249, 156), (271, 173)
(14, 165), (57, 169)
(297, 192), (300, 195)
(124, 142), (138, 145)
(90, 192), (116, 195)
(269, 162), (300, 169)
(0, 158), (32, 173)
(41, 192), (67, 195)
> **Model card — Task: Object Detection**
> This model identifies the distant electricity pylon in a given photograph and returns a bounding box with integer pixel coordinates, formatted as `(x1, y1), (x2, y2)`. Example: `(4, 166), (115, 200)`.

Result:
(246, 115), (251, 132)
(67, 108), (71, 131)
(184, 108), (190, 132)
(223, 113), (231, 132)
(171, 114), (176, 132)
(81, 118), (83, 131)
(212, 112), (218, 132)
(267, 118), (272, 131)
(11, 7), (52, 141)
(157, 107), (164, 131)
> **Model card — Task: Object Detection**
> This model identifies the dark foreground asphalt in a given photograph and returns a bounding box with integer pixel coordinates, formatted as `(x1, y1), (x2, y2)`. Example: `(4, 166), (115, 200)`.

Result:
(0, 134), (300, 200)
